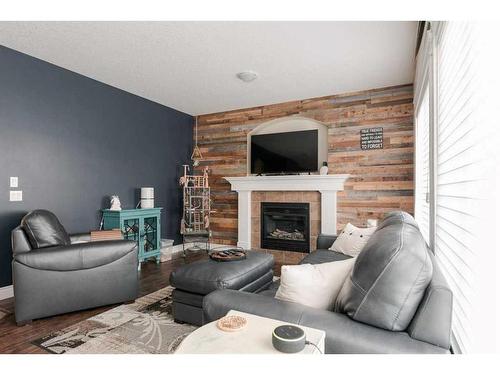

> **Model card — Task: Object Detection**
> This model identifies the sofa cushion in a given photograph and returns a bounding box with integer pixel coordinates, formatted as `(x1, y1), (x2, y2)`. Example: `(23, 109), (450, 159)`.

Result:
(335, 211), (433, 331)
(276, 258), (355, 310)
(21, 209), (71, 249)
(300, 249), (352, 265)
(14, 240), (137, 271)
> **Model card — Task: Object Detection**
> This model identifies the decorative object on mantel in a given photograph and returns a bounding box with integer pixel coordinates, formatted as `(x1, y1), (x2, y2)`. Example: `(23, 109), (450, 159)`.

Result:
(209, 249), (247, 262)
(319, 161), (329, 175)
(360, 127), (383, 150)
(90, 229), (123, 242)
(140, 187), (154, 208)
(217, 315), (247, 332)
(191, 116), (203, 167)
(180, 164), (212, 256)
(109, 195), (122, 211)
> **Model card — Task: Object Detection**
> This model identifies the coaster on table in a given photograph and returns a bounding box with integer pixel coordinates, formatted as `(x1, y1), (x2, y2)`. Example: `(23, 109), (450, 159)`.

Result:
(217, 315), (247, 332)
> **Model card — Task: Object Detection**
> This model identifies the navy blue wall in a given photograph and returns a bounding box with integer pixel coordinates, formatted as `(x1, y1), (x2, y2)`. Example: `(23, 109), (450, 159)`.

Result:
(0, 46), (193, 287)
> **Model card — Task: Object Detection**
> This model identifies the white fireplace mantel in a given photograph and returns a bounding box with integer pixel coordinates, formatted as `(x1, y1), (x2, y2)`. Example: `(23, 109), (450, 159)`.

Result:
(224, 174), (350, 249)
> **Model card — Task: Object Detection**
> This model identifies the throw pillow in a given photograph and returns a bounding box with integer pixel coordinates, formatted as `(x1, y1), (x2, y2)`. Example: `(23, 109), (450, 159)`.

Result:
(275, 258), (355, 310)
(329, 223), (376, 257)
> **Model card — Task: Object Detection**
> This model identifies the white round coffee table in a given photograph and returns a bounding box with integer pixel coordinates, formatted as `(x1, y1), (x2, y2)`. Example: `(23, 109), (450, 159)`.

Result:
(175, 310), (325, 354)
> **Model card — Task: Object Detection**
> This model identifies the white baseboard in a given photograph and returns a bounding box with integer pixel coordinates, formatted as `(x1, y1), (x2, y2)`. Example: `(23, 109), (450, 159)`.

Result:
(0, 285), (13, 301)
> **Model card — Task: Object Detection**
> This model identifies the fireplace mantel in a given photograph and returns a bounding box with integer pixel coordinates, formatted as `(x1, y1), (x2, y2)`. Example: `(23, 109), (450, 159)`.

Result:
(224, 174), (350, 249)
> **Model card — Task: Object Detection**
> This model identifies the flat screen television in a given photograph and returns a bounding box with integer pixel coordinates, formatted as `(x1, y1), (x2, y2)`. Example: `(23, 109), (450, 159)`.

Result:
(250, 129), (318, 174)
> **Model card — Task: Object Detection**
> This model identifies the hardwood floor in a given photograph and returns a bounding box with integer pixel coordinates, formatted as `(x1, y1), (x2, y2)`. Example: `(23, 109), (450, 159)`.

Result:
(0, 252), (208, 354)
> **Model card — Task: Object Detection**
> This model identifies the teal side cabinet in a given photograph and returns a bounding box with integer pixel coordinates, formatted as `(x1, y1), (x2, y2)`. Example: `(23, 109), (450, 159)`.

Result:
(102, 208), (162, 265)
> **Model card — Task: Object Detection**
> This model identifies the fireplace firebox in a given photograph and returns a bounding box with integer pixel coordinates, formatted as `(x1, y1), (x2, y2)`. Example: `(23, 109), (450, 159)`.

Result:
(261, 202), (310, 253)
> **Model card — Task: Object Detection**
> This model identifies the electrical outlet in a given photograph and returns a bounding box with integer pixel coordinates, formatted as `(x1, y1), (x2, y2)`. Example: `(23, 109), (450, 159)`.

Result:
(9, 190), (23, 202)
(10, 177), (18, 188)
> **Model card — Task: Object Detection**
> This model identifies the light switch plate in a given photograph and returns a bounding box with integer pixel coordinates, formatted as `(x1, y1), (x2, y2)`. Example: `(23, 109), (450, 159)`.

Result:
(9, 190), (23, 202)
(10, 177), (18, 188)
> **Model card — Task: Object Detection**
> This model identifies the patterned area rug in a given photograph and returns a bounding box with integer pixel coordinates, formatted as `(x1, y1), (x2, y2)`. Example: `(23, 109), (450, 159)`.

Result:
(32, 286), (196, 354)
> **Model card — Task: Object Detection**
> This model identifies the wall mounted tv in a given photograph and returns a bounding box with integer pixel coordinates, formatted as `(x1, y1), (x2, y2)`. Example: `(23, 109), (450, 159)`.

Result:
(250, 129), (318, 174)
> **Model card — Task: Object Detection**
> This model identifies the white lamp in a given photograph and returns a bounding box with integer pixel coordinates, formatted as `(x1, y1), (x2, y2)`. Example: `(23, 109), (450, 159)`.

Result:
(140, 187), (154, 208)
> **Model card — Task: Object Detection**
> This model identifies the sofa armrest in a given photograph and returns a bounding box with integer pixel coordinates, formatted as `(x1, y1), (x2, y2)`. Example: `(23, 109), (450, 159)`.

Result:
(203, 289), (305, 325)
(316, 234), (338, 249)
(70, 232), (91, 243)
(203, 290), (449, 354)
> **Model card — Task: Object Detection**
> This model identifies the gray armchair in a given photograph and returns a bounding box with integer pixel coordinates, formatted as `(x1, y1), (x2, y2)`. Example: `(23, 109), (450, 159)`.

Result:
(12, 209), (138, 325)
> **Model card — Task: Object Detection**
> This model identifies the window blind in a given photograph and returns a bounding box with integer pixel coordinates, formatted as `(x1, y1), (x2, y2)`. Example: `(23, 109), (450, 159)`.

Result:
(434, 21), (478, 354)
(414, 85), (431, 245)
(415, 20), (498, 354)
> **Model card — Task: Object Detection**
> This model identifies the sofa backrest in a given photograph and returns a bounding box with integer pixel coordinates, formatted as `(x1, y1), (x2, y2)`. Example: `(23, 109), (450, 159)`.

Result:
(335, 211), (433, 332)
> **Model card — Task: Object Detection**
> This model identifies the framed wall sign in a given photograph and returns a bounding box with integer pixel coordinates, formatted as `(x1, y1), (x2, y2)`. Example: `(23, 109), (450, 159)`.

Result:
(360, 127), (383, 150)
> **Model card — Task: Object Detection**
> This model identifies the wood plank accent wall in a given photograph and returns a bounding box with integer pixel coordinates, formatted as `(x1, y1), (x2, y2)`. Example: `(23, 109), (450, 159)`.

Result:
(196, 84), (414, 246)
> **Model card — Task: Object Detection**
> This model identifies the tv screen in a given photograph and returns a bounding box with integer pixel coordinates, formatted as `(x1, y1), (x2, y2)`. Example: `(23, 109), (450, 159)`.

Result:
(251, 130), (318, 174)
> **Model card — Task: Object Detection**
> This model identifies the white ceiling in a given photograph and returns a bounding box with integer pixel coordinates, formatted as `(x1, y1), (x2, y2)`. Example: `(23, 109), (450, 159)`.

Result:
(0, 22), (417, 115)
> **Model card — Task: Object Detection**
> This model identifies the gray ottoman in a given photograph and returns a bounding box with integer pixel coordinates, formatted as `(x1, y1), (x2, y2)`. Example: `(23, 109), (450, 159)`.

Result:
(169, 251), (274, 326)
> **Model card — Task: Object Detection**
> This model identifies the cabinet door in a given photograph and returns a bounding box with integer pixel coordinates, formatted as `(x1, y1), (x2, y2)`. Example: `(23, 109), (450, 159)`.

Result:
(122, 217), (140, 243)
(142, 215), (159, 256)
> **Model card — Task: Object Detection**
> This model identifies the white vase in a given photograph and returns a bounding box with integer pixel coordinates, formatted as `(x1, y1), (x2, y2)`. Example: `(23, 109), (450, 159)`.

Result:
(320, 163), (328, 175)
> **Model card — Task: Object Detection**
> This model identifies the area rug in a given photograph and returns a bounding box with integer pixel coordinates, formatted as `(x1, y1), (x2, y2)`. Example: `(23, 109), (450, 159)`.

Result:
(32, 286), (196, 354)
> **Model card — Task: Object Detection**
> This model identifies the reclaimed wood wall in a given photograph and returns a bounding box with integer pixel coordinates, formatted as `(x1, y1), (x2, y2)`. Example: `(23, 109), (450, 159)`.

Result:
(196, 84), (414, 246)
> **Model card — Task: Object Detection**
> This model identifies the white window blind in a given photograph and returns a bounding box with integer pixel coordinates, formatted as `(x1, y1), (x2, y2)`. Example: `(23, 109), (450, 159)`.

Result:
(434, 21), (479, 354)
(414, 21), (498, 354)
(414, 85), (431, 245)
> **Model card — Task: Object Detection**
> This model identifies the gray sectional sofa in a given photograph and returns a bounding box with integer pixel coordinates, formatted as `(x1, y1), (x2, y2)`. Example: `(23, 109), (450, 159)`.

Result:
(203, 211), (453, 354)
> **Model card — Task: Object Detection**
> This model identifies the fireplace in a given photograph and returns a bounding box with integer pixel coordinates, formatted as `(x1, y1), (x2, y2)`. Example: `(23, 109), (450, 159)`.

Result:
(261, 202), (310, 253)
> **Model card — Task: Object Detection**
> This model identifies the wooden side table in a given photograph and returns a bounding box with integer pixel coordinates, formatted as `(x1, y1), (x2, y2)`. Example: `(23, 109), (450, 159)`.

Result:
(102, 208), (162, 266)
(175, 310), (325, 354)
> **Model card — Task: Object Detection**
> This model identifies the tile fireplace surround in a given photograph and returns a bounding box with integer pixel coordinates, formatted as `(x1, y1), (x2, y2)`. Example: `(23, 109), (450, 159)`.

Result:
(224, 175), (350, 250)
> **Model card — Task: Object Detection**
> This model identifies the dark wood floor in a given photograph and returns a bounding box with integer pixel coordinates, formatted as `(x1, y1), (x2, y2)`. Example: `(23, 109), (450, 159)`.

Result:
(0, 252), (209, 354)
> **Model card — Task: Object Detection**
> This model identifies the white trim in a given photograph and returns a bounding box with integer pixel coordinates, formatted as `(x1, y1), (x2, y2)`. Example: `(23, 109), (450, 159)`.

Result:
(225, 174), (349, 192)
(225, 174), (349, 248)
(0, 285), (14, 301)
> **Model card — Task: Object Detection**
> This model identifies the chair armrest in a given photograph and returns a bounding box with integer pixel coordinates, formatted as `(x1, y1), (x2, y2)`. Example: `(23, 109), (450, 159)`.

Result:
(70, 232), (91, 243)
(203, 290), (449, 354)
(14, 240), (137, 271)
(11, 226), (32, 254)
(316, 234), (338, 249)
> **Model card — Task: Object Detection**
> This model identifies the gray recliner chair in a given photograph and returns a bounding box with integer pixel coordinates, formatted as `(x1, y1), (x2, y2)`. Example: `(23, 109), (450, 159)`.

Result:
(11, 209), (139, 325)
